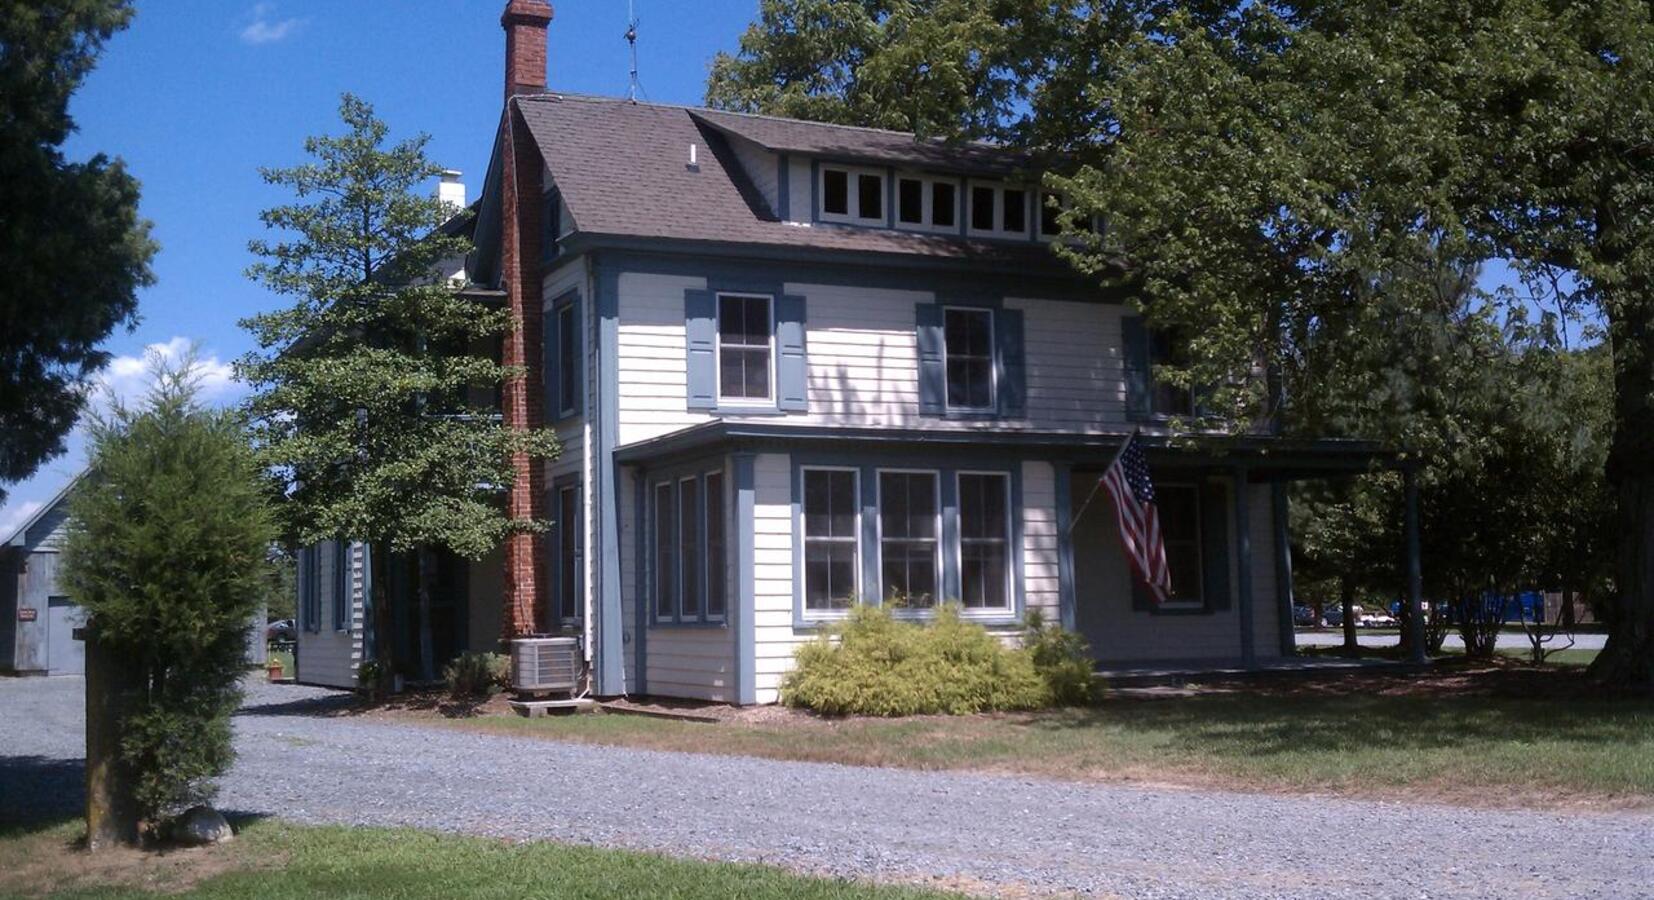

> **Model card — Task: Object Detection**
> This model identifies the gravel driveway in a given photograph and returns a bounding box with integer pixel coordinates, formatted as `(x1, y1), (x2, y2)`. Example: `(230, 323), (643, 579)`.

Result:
(4, 676), (1650, 899)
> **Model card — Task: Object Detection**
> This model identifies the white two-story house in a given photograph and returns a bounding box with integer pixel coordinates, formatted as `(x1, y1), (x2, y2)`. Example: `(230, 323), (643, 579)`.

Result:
(293, 1), (1395, 701)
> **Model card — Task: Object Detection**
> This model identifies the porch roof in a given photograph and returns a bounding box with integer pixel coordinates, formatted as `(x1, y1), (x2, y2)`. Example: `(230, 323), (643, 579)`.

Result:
(612, 421), (1397, 480)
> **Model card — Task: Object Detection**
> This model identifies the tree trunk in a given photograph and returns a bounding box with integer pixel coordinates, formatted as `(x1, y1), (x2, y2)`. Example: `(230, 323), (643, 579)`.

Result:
(370, 543), (392, 694)
(1340, 577), (1358, 655)
(416, 546), (436, 684)
(1313, 597), (1325, 629)
(84, 629), (139, 850)
(1591, 289), (1654, 691)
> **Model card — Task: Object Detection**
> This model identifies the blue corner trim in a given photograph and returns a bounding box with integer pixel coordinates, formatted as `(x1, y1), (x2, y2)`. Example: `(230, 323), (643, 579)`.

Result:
(595, 256), (626, 695)
(1054, 463), (1076, 631)
(632, 467), (648, 695)
(733, 453), (757, 705)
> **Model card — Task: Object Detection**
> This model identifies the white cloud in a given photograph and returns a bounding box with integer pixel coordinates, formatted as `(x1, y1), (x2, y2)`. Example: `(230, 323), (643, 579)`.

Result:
(93, 337), (241, 411)
(240, 3), (305, 45)
(0, 501), (44, 544)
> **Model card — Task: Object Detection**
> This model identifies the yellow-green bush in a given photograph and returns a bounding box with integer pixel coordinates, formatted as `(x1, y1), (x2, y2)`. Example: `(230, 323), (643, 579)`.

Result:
(1022, 609), (1096, 705)
(443, 651), (510, 698)
(780, 605), (1053, 715)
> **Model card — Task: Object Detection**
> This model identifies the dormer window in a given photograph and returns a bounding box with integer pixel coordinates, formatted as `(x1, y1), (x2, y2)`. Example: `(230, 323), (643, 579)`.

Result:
(894, 173), (961, 233)
(819, 165), (886, 225)
(1038, 191), (1099, 241)
(967, 182), (1031, 238)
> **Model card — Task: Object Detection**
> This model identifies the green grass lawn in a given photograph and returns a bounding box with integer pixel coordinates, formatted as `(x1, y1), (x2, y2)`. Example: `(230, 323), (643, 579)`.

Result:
(0, 819), (958, 900)
(447, 668), (1654, 809)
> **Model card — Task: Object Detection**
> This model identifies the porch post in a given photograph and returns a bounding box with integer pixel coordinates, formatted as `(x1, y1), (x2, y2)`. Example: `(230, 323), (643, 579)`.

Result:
(1054, 462), (1077, 631)
(1403, 463), (1426, 663)
(732, 452), (758, 706)
(1271, 483), (1296, 656)
(1233, 466), (1256, 669)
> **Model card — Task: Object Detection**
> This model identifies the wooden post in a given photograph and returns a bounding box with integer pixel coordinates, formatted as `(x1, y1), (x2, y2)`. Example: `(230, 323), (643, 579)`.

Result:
(1404, 464), (1427, 664)
(1234, 466), (1256, 669)
(1271, 482), (1296, 656)
(84, 627), (139, 849)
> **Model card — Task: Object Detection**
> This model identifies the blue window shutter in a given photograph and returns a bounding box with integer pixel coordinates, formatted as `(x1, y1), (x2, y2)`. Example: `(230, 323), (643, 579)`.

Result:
(567, 295), (584, 417)
(775, 294), (808, 412)
(1121, 315), (1152, 421)
(916, 303), (945, 415)
(995, 308), (1026, 418)
(685, 289), (717, 410)
(1201, 482), (1232, 611)
(543, 304), (559, 423)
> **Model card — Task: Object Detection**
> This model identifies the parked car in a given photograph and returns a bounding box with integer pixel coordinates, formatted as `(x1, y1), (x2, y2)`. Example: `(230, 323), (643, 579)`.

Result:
(1293, 605), (1318, 626)
(1321, 606), (1344, 627)
(266, 618), (295, 642)
(1358, 611), (1398, 628)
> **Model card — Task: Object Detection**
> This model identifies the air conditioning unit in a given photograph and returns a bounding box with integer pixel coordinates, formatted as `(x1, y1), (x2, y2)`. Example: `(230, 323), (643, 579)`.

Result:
(511, 636), (582, 695)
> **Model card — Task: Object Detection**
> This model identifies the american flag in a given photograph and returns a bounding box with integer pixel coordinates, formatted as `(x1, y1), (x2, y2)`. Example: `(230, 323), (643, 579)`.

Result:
(1100, 434), (1172, 604)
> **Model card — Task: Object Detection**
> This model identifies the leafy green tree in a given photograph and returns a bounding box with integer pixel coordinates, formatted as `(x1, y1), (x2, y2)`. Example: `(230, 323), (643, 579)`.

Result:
(0, 0), (158, 502)
(237, 95), (559, 683)
(62, 353), (274, 827)
(260, 544), (297, 623)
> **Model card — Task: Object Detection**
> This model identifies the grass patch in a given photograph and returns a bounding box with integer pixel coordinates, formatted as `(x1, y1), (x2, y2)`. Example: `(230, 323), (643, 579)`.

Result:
(0, 818), (959, 900)
(450, 666), (1654, 809)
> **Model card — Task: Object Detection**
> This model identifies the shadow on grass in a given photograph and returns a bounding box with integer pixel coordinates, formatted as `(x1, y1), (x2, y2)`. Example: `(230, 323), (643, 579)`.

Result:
(0, 755), (84, 832)
(1016, 688), (1654, 761)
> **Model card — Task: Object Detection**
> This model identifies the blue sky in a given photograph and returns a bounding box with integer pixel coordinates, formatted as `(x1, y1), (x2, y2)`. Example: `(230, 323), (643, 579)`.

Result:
(1, 0), (760, 537)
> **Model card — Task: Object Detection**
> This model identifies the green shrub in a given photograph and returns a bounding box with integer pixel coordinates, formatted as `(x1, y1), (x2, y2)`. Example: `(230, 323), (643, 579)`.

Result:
(444, 651), (510, 698)
(1022, 610), (1096, 705)
(62, 357), (275, 825)
(780, 605), (1050, 715)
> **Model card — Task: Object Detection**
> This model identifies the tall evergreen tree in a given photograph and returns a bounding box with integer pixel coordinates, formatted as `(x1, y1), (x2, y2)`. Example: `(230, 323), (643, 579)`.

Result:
(62, 353), (274, 833)
(0, 0), (158, 502)
(237, 95), (559, 683)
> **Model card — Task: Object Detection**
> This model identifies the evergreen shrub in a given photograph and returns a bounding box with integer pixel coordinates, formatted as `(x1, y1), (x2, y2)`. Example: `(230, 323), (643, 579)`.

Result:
(443, 651), (510, 698)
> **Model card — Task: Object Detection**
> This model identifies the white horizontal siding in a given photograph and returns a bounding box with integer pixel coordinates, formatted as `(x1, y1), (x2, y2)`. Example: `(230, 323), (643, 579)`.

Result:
(295, 541), (365, 690)
(751, 452), (806, 704)
(728, 134), (779, 217)
(1021, 460), (1061, 625)
(614, 274), (1134, 446)
(645, 627), (734, 702)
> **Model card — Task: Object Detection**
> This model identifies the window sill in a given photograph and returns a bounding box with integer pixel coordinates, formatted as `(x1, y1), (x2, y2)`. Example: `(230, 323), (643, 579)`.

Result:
(1139, 603), (1215, 617)
(794, 609), (1021, 630)
(649, 618), (728, 630)
(710, 405), (791, 417)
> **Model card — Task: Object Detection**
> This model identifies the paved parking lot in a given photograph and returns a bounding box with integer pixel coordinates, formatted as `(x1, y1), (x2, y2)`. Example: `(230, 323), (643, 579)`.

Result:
(5, 675), (1650, 899)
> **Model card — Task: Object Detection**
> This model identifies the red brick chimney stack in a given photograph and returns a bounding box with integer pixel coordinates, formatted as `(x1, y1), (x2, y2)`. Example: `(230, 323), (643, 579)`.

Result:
(499, 0), (553, 641)
(502, 0), (553, 100)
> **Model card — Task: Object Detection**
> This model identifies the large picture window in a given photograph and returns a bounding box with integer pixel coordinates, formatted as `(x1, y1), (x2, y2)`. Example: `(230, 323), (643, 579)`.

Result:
(802, 468), (859, 612)
(878, 471), (939, 607)
(651, 470), (727, 625)
(717, 293), (772, 402)
(1157, 484), (1204, 606)
(957, 473), (1011, 610)
(943, 307), (995, 410)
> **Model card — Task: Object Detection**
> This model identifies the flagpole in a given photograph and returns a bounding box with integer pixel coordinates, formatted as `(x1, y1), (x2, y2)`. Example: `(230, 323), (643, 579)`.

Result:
(1067, 428), (1141, 534)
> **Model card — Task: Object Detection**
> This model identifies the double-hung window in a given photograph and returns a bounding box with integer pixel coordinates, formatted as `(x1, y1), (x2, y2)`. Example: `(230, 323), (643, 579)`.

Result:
(819, 165), (886, 224)
(556, 302), (578, 417)
(801, 468), (859, 612)
(1156, 484), (1205, 607)
(332, 541), (349, 631)
(943, 307), (995, 411)
(654, 483), (675, 619)
(717, 293), (772, 403)
(556, 484), (581, 623)
(878, 471), (940, 608)
(957, 473), (1011, 610)
(678, 477), (702, 619)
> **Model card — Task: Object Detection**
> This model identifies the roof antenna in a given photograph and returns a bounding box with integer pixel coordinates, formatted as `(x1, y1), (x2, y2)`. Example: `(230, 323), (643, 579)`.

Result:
(625, 0), (641, 103)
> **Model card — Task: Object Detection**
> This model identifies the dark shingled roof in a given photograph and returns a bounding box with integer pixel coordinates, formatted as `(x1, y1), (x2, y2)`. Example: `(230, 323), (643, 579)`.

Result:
(513, 94), (1064, 269)
(687, 108), (1032, 176)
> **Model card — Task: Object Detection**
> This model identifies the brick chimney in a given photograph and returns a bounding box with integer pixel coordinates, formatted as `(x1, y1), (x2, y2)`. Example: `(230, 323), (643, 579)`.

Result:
(499, 0), (553, 641)
(502, 0), (553, 100)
